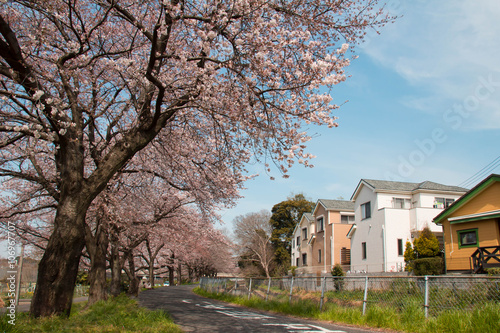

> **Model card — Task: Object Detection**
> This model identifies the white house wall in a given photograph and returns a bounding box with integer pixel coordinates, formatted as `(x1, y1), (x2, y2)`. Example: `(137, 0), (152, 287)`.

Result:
(383, 209), (411, 272)
(351, 185), (385, 273)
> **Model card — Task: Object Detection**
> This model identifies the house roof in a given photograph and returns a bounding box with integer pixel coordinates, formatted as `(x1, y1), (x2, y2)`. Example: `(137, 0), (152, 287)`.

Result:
(351, 179), (468, 200)
(433, 174), (500, 225)
(316, 199), (354, 211)
(302, 212), (314, 221)
(292, 212), (314, 236)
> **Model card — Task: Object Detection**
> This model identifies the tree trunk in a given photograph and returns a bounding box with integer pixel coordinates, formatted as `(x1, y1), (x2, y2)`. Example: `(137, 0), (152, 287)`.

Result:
(30, 200), (87, 317)
(168, 265), (174, 286)
(125, 251), (140, 296)
(177, 261), (182, 285)
(87, 253), (108, 305)
(86, 221), (109, 305)
(109, 242), (122, 296)
(148, 264), (155, 289)
(109, 224), (123, 296)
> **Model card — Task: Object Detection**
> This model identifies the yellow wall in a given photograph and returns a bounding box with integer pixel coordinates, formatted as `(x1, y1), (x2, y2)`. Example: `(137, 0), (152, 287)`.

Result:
(443, 181), (500, 271)
(452, 182), (500, 216)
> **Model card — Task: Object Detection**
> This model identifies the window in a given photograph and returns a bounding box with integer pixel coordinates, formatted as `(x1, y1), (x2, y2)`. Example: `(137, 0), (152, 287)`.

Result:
(292, 239), (295, 248)
(318, 249), (322, 263)
(317, 217), (324, 232)
(397, 239), (404, 256)
(458, 229), (478, 248)
(296, 258), (299, 267)
(302, 228), (308, 240)
(433, 198), (455, 209)
(302, 253), (307, 266)
(341, 215), (355, 224)
(361, 202), (371, 219)
(361, 242), (367, 260)
(393, 198), (411, 209)
(296, 236), (300, 246)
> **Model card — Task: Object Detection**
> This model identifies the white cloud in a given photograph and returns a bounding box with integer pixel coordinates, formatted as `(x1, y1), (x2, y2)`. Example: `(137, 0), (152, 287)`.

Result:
(360, 0), (500, 129)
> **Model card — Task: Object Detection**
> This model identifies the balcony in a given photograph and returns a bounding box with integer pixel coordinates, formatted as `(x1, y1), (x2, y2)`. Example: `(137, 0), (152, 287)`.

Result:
(471, 246), (500, 273)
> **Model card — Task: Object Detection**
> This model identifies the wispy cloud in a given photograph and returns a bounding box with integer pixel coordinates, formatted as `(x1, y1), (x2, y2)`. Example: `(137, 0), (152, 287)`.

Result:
(360, 0), (500, 129)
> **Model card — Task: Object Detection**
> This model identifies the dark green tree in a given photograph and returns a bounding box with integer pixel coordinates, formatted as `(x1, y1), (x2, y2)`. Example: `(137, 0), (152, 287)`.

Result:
(269, 193), (315, 275)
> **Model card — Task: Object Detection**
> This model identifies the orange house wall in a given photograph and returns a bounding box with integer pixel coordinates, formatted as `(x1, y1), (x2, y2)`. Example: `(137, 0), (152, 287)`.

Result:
(310, 206), (352, 274)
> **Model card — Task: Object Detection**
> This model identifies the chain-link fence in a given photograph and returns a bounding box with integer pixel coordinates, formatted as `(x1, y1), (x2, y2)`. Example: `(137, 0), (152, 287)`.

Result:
(199, 275), (500, 318)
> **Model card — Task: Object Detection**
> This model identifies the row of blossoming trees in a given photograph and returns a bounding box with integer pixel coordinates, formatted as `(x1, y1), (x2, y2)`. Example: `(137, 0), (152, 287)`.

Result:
(0, 0), (391, 317)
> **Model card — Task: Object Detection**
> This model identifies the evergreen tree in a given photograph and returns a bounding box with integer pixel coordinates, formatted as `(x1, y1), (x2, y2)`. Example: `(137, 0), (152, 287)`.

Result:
(269, 194), (315, 274)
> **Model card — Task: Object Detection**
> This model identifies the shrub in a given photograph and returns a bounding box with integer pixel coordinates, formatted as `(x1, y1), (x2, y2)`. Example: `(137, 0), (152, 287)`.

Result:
(331, 264), (345, 291)
(412, 257), (443, 276)
(414, 227), (440, 258)
(404, 241), (415, 272)
(486, 267), (500, 276)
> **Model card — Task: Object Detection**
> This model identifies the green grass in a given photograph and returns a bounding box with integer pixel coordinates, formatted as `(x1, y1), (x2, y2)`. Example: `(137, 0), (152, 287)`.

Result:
(0, 294), (182, 333)
(194, 287), (500, 333)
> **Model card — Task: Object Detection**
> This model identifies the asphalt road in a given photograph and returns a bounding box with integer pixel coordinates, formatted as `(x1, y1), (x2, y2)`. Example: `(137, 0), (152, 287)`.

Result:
(138, 285), (389, 333)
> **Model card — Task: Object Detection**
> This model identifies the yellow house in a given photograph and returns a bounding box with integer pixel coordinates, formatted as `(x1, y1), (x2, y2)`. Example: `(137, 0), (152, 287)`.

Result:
(433, 174), (500, 272)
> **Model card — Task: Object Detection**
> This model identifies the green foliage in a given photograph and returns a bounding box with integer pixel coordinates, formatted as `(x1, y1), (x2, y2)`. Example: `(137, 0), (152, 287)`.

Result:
(331, 264), (345, 277)
(486, 267), (500, 276)
(0, 294), (182, 333)
(330, 264), (345, 291)
(76, 271), (89, 286)
(290, 266), (297, 277)
(413, 257), (443, 276)
(404, 241), (415, 272)
(414, 227), (440, 258)
(269, 193), (315, 272)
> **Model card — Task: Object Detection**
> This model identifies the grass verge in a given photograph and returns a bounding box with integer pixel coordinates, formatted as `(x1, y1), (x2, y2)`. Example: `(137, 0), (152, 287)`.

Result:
(193, 287), (500, 333)
(0, 294), (182, 333)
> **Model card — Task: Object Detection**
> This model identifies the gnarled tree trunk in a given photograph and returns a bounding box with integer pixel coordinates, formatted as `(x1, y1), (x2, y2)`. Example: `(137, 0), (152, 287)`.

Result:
(30, 199), (88, 317)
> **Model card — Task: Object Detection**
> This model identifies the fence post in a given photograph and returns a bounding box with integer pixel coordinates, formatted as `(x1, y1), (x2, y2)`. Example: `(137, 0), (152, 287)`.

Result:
(234, 279), (238, 295)
(266, 278), (271, 301)
(424, 276), (429, 318)
(289, 277), (294, 303)
(319, 276), (326, 311)
(362, 276), (369, 315)
(248, 278), (252, 300)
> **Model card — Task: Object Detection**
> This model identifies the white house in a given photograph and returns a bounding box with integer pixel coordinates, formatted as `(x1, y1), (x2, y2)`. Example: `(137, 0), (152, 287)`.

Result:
(347, 179), (467, 273)
(291, 212), (314, 272)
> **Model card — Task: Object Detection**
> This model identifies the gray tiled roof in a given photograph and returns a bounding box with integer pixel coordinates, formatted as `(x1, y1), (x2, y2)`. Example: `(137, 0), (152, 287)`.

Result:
(302, 212), (314, 221)
(318, 199), (354, 211)
(362, 179), (468, 193)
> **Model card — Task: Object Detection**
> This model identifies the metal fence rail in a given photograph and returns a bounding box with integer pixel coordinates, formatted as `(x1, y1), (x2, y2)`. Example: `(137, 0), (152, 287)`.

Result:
(199, 275), (500, 318)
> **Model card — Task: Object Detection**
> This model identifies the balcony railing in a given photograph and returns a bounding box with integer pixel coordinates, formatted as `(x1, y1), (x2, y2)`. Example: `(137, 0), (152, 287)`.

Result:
(471, 246), (500, 273)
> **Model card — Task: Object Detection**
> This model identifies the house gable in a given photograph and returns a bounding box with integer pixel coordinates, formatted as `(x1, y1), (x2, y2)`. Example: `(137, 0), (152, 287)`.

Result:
(434, 174), (500, 225)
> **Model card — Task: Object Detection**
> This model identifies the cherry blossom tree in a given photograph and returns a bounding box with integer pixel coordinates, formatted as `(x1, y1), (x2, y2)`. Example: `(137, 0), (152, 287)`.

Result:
(0, 0), (392, 316)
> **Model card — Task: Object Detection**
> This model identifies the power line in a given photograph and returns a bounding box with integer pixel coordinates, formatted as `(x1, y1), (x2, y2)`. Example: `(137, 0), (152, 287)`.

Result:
(458, 155), (500, 188)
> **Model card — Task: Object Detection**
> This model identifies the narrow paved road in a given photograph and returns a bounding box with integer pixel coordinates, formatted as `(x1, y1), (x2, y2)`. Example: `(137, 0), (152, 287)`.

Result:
(139, 285), (388, 333)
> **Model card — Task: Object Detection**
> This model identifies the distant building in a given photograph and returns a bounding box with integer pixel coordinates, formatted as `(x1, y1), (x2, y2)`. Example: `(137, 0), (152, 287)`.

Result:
(291, 199), (354, 275)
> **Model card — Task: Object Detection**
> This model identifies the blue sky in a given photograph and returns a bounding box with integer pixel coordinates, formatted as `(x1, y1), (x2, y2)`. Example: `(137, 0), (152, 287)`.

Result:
(219, 0), (500, 228)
